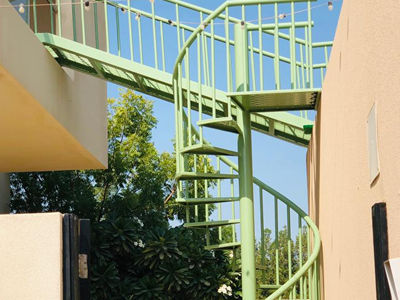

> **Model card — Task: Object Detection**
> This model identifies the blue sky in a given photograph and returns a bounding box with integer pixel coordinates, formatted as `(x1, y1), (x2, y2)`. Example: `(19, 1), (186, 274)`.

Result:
(106, 0), (342, 238)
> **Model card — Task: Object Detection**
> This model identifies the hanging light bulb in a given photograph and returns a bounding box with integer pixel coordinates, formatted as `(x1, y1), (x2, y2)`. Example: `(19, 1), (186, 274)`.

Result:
(200, 22), (207, 30)
(121, 7), (126, 13)
(135, 12), (141, 21)
(84, 1), (90, 11)
(279, 13), (286, 20)
(168, 19), (173, 25)
(149, 0), (154, 3)
(328, 1), (333, 11)
(240, 20), (245, 29)
(18, 3), (25, 14)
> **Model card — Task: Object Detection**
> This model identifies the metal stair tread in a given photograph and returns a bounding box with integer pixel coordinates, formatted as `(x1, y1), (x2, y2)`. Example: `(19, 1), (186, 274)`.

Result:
(197, 117), (241, 134)
(258, 284), (282, 290)
(184, 219), (240, 228)
(226, 89), (321, 112)
(181, 144), (238, 156)
(176, 172), (239, 181)
(176, 197), (240, 205)
(205, 241), (241, 250)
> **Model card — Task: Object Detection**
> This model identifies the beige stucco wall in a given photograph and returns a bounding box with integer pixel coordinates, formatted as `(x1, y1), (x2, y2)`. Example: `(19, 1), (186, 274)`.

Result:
(307, 1), (400, 299)
(0, 213), (63, 299)
(0, 1), (107, 172)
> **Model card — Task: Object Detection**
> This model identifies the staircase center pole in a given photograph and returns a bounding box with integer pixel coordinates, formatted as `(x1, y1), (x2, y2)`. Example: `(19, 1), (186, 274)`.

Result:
(234, 22), (257, 299)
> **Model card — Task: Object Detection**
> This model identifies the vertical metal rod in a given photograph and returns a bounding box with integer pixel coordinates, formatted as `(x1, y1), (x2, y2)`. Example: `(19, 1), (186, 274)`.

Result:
(300, 44), (305, 88)
(33, 0), (37, 33)
(304, 28), (309, 88)
(197, 33), (204, 144)
(259, 187), (266, 282)
(249, 32), (256, 91)
(274, 3), (280, 90)
(235, 22), (256, 300)
(287, 205), (292, 299)
(104, 0), (109, 52)
(80, 0), (86, 45)
(307, 0), (314, 88)
(258, 4), (264, 90)
(115, 6), (120, 55)
(274, 196), (280, 285)
(137, 16), (143, 63)
(151, 1), (158, 69)
(217, 157), (222, 241)
(57, 0), (62, 36)
(94, 2), (99, 49)
(71, 0), (77, 40)
(290, 2), (296, 89)
(50, 1), (54, 34)
(175, 4), (181, 51)
(299, 216), (303, 299)
(204, 156), (210, 245)
(230, 167), (236, 242)
(160, 22), (166, 71)
(184, 32), (192, 147)
(194, 154), (198, 222)
(211, 20), (216, 118)
(128, 0), (134, 60)
(224, 8), (233, 117)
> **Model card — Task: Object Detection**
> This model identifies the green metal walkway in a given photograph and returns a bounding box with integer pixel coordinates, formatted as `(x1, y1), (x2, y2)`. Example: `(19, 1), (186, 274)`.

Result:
(22, 0), (332, 298)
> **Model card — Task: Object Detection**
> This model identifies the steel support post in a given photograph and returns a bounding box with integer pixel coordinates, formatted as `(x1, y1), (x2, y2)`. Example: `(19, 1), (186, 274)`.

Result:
(234, 23), (256, 300)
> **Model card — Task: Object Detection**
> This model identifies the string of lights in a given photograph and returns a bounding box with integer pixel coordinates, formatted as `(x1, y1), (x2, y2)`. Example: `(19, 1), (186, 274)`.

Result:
(4, 0), (338, 27)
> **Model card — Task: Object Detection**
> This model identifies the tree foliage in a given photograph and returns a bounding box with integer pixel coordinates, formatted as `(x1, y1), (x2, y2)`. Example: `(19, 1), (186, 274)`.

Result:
(10, 90), (240, 299)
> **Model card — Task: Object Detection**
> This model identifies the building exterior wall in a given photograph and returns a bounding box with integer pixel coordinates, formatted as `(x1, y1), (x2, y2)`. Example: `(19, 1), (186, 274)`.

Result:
(0, 1), (107, 172)
(307, 1), (400, 299)
(0, 213), (63, 299)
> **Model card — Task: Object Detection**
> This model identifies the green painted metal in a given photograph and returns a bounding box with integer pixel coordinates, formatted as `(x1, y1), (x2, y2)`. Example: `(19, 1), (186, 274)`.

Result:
(23, 0), (330, 297)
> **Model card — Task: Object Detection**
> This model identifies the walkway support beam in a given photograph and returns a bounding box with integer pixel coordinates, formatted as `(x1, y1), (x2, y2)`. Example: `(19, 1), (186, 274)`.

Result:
(235, 22), (257, 300)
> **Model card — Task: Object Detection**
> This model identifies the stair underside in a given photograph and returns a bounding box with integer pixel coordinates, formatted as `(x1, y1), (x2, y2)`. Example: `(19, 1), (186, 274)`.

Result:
(205, 241), (241, 250)
(181, 144), (238, 156)
(198, 117), (241, 134)
(227, 89), (321, 112)
(176, 197), (240, 205)
(176, 172), (239, 181)
(184, 219), (240, 228)
(37, 33), (314, 147)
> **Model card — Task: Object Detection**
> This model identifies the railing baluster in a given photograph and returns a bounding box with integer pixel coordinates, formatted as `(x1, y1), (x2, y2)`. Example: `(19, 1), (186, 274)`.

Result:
(183, 30), (192, 147)
(50, 1), (54, 34)
(249, 32), (256, 91)
(104, 0), (109, 52)
(287, 205), (292, 299)
(290, 2), (296, 89)
(211, 19), (216, 118)
(194, 154), (198, 222)
(258, 4), (263, 90)
(57, 0), (62, 36)
(307, 0), (314, 88)
(33, 0), (37, 33)
(79, 0), (86, 45)
(204, 156), (210, 246)
(230, 167), (236, 243)
(299, 216), (304, 300)
(197, 33), (204, 144)
(259, 186), (265, 282)
(128, 0), (134, 60)
(274, 3), (280, 90)
(151, 1), (158, 69)
(137, 14), (143, 63)
(275, 196), (280, 286)
(94, 2), (99, 49)
(217, 157), (222, 241)
(160, 22), (166, 71)
(115, 6), (120, 55)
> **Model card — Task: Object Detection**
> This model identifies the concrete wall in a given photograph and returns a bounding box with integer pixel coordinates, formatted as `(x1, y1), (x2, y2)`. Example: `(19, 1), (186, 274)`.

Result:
(0, 213), (63, 299)
(0, 1), (107, 172)
(307, 1), (400, 299)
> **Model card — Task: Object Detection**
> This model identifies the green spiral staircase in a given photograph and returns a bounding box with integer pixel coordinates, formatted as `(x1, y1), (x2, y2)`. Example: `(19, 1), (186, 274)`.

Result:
(17, 0), (333, 298)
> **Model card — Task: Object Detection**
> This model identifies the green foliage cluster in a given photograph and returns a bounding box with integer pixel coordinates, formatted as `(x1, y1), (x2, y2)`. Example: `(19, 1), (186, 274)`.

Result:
(10, 90), (240, 299)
